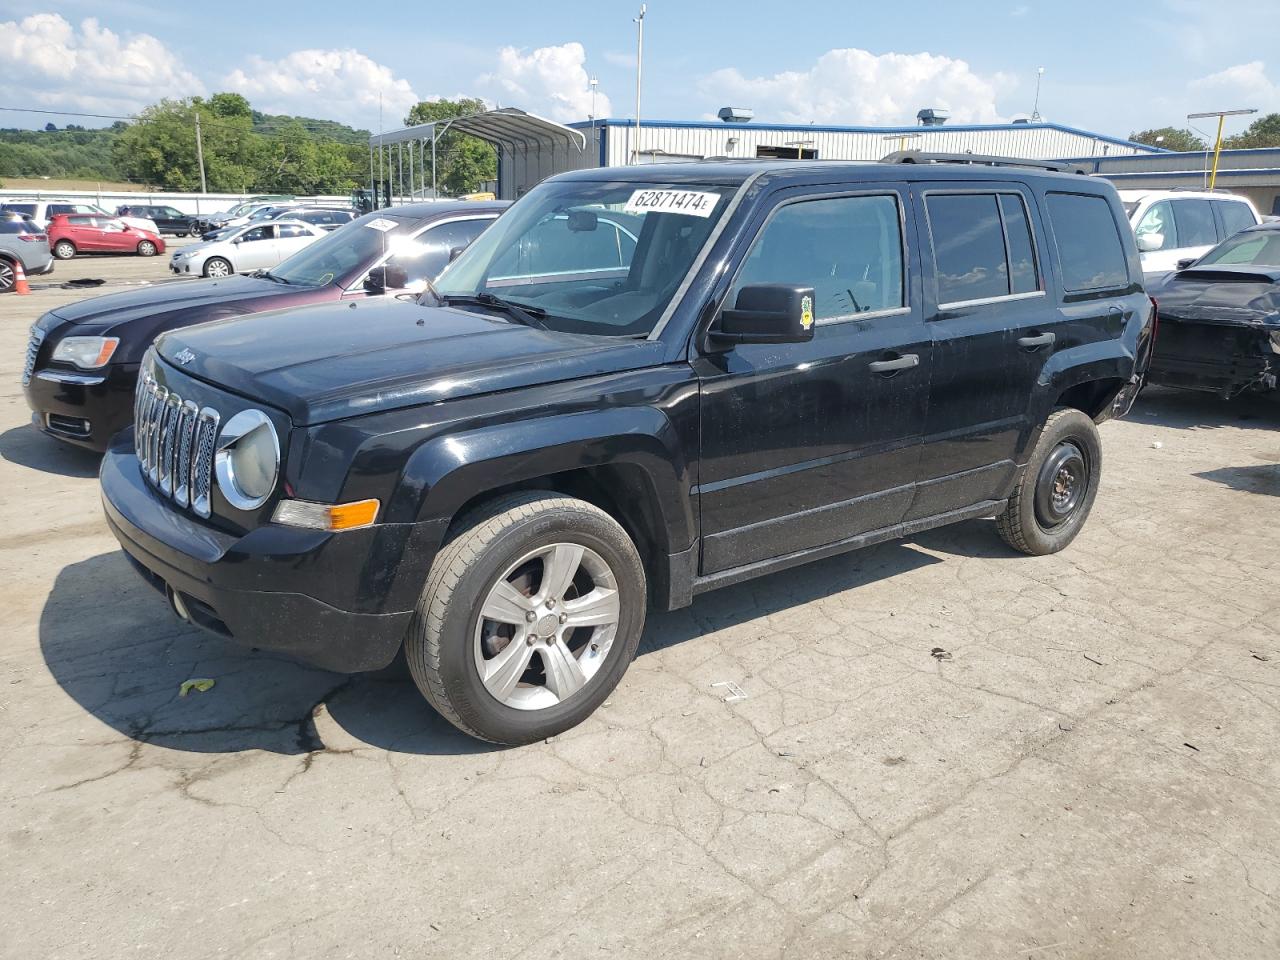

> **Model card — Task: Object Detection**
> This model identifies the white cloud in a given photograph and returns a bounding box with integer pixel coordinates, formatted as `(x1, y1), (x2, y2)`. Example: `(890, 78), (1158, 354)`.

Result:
(699, 48), (1013, 125)
(603, 50), (637, 69)
(0, 13), (203, 118)
(1189, 61), (1278, 108)
(225, 49), (418, 129)
(478, 42), (612, 122)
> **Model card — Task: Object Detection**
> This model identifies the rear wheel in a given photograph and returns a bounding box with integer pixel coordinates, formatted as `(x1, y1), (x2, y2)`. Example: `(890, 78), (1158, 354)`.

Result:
(137, 240), (157, 257)
(0, 259), (14, 292)
(405, 492), (646, 745)
(203, 257), (232, 278)
(53, 240), (76, 260)
(996, 408), (1102, 555)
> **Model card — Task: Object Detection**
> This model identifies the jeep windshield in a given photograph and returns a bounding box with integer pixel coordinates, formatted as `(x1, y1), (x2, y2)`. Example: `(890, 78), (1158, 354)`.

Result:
(431, 179), (737, 337)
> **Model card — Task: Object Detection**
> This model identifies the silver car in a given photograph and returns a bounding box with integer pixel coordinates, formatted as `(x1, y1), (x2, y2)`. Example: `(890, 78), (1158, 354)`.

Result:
(0, 217), (54, 292)
(169, 219), (327, 278)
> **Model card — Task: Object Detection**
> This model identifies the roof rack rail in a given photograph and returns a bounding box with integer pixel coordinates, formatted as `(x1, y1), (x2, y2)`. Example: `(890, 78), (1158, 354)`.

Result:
(880, 151), (1089, 174)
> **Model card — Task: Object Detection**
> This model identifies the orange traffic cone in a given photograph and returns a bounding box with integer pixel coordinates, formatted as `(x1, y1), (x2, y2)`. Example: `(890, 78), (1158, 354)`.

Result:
(13, 259), (31, 295)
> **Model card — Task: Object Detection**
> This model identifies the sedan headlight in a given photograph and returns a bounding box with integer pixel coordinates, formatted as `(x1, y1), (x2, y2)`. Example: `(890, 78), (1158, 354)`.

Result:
(52, 336), (119, 369)
(214, 409), (280, 510)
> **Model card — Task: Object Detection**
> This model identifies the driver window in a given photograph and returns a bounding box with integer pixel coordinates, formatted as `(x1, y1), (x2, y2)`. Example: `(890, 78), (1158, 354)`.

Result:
(731, 194), (905, 322)
(1135, 201), (1176, 251)
(386, 218), (492, 287)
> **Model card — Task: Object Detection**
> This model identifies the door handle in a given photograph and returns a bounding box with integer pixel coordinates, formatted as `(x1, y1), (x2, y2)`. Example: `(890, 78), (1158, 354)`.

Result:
(868, 353), (920, 374)
(1017, 332), (1056, 349)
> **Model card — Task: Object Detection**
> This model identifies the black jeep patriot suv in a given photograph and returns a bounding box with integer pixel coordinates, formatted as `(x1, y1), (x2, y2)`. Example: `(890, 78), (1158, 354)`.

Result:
(100, 156), (1154, 745)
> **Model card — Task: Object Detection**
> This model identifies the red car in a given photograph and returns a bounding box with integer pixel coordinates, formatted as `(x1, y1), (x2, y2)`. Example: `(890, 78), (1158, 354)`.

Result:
(48, 214), (164, 260)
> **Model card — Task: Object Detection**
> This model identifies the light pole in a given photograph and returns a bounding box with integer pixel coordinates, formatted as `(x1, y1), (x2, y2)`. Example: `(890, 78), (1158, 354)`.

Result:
(1187, 108), (1256, 190)
(1030, 67), (1045, 122)
(632, 4), (646, 163)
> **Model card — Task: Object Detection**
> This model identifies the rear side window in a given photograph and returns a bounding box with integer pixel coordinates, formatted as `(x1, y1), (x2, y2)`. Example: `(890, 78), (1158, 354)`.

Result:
(926, 192), (1041, 305)
(1046, 192), (1129, 292)
(0, 219), (39, 234)
(1172, 199), (1216, 247)
(732, 194), (905, 320)
(1217, 201), (1255, 238)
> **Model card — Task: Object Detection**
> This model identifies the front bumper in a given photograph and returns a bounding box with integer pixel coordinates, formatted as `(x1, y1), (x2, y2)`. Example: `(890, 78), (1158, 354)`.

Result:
(24, 361), (138, 452)
(100, 440), (439, 673)
(1147, 319), (1277, 396)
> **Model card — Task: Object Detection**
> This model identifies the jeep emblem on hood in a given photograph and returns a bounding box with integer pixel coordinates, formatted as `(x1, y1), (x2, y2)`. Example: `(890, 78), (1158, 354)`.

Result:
(174, 348), (196, 366)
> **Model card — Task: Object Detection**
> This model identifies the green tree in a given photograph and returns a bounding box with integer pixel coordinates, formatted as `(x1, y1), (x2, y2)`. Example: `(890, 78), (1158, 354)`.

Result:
(112, 96), (258, 191)
(402, 97), (496, 196)
(1224, 113), (1280, 149)
(1129, 127), (1206, 152)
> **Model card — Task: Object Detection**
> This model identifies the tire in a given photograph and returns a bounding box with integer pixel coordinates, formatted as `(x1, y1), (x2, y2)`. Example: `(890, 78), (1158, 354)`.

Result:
(137, 240), (157, 257)
(996, 407), (1102, 556)
(0, 258), (14, 293)
(405, 491), (647, 745)
(53, 240), (76, 260)
(203, 257), (232, 278)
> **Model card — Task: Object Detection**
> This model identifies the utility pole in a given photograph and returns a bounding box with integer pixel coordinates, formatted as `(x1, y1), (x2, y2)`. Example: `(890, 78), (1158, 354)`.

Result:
(194, 113), (208, 193)
(1187, 108), (1256, 190)
(632, 4), (646, 163)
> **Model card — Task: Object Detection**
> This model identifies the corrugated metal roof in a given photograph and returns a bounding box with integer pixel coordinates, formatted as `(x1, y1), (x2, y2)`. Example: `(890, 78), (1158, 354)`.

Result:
(370, 108), (586, 153)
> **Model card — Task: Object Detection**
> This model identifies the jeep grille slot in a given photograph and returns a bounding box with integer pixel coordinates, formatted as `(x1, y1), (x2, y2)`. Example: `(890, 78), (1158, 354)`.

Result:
(134, 374), (219, 518)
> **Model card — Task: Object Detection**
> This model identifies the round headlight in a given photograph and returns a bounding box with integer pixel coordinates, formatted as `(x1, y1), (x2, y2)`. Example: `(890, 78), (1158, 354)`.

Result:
(214, 409), (279, 510)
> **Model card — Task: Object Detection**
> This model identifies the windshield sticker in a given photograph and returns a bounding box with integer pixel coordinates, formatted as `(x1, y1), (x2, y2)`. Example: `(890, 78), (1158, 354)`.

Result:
(365, 217), (398, 232)
(623, 189), (719, 218)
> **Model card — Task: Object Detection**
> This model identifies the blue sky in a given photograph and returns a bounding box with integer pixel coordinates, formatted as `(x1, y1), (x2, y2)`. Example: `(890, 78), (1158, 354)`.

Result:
(2, 0), (1278, 140)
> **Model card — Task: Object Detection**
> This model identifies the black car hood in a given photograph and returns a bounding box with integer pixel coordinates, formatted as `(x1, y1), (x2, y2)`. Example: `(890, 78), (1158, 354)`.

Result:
(155, 298), (666, 425)
(1152, 266), (1280, 327)
(52, 274), (297, 328)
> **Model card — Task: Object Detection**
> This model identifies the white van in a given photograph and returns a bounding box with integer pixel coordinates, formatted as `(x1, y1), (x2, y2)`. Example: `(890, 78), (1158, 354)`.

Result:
(1121, 190), (1260, 275)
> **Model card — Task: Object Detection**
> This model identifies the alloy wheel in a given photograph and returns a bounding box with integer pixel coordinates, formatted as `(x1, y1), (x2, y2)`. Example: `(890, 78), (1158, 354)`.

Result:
(0, 260), (13, 291)
(472, 542), (621, 710)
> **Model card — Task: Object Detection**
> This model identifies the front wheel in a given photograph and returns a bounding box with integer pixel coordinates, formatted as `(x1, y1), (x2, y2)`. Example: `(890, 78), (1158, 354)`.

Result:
(203, 257), (232, 278)
(996, 407), (1102, 555)
(406, 492), (647, 745)
(53, 240), (76, 260)
(0, 259), (14, 292)
(137, 240), (157, 257)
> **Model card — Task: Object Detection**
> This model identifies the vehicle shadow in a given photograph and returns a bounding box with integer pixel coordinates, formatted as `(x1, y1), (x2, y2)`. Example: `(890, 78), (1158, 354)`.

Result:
(1128, 385), (1276, 431)
(0, 424), (101, 478)
(1194, 463), (1280, 496)
(41, 539), (948, 757)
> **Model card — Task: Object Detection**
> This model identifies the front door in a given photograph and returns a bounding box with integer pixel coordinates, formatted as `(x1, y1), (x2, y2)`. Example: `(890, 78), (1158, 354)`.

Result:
(694, 187), (933, 575)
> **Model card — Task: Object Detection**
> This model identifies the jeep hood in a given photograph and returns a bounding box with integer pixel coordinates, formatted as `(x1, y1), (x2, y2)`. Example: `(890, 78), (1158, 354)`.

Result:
(154, 297), (666, 425)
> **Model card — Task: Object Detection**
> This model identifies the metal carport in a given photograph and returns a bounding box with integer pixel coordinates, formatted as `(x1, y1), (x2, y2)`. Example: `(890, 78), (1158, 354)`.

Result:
(368, 108), (592, 202)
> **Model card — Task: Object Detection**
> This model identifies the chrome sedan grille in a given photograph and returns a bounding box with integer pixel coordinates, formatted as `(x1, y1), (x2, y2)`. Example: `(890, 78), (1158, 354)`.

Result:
(22, 327), (44, 386)
(134, 373), (220, 517)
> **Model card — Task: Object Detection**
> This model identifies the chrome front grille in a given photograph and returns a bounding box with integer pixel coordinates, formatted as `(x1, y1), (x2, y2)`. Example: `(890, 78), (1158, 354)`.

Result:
(134, 373), (220, 517)
(22, 327), (44, 386)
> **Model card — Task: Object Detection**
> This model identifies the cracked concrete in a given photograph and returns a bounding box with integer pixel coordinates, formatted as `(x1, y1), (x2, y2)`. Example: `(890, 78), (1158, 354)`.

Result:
(2, 262), (1279, 959)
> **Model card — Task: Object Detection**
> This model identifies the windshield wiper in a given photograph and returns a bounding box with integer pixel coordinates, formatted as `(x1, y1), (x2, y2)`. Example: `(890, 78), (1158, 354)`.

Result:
(439, 292), (549, 330)
(260, 270), (292, 285)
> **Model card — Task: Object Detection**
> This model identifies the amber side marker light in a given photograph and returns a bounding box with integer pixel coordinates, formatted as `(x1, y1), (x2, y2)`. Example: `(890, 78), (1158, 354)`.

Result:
(272, 498), (380, 531)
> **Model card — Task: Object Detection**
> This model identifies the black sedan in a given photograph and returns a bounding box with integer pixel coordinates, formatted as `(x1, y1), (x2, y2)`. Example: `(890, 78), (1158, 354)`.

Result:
(23, 200), (508, 451)
(1147, 221), (1280, 398)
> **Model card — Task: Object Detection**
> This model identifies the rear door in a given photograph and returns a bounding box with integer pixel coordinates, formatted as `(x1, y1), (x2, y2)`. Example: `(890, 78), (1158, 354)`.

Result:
(910, 182), (1061, 517)
(1214, 199), (1257, 242)
(66, 215), (103, 250)
(694, 184), (934, 574)
(275, 223), (317, 262)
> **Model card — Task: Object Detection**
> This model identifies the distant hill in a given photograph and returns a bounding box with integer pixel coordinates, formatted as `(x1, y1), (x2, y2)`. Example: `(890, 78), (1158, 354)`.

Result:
(0, 113), (371, 185)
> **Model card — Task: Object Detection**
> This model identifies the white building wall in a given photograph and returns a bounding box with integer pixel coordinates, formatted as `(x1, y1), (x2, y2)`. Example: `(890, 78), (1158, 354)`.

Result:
(605, 123), (1151, 166)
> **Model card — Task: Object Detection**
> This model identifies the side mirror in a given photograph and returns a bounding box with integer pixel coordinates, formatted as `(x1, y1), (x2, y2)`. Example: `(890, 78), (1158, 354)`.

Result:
(567, 210), (598, 232)
(364, 264), (409, 294)
(710, 284), (816, 346)
(1176, 257), (1197, 271)
(448, 245), (466, 263)
(1136, 233), (1163, 253)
